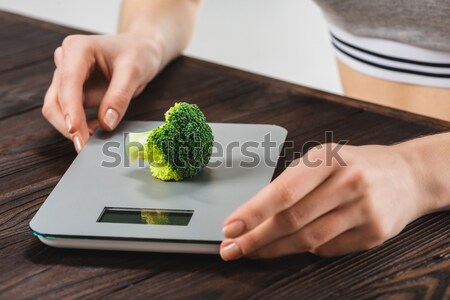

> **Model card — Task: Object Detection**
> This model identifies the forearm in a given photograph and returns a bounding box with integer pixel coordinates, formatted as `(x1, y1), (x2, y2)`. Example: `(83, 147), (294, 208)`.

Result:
(119, 0), (201, 70)
(396, 132), (450, 213)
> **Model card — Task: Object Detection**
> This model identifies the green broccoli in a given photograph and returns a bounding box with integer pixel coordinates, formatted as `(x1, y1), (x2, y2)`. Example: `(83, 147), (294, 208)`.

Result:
(140, 210), (170, 225)
(126, 102), (214, 181)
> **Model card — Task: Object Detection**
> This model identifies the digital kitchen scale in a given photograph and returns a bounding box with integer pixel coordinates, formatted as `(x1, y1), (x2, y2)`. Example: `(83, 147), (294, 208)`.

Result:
(30, 121), (287, 254)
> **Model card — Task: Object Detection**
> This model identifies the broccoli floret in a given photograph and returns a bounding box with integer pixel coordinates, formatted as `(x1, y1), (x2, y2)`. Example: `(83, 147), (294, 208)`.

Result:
(126, 102), (214, 181)
(140, 210), (169, 224)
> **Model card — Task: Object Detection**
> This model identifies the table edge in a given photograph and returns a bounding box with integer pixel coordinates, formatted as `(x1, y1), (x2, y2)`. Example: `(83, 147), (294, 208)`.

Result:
(184, 57), (450, 131)
(2, 11), (449, 131)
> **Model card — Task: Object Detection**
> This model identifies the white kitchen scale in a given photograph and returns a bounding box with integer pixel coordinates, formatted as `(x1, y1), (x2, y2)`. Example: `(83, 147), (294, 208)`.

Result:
(30, 121), (287, 254)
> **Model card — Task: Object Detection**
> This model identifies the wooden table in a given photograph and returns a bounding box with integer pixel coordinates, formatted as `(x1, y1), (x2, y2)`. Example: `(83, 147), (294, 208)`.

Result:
(1, 12), (449, 300)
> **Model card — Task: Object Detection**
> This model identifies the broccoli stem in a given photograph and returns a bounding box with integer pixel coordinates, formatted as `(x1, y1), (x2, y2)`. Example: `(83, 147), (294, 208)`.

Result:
(126, 131), (152, 163)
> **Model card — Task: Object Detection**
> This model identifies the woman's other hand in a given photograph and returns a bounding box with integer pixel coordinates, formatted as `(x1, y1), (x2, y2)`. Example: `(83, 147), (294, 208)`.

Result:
(220, 138), (449, 260)
(42, 33), (163, 152)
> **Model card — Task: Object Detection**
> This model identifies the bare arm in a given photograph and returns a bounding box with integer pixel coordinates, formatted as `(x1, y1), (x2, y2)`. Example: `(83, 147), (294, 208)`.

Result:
(119, 0), (201, 69)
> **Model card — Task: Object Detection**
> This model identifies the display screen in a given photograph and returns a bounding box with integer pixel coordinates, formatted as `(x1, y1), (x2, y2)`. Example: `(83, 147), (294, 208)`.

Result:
(98, 207), (193, 226)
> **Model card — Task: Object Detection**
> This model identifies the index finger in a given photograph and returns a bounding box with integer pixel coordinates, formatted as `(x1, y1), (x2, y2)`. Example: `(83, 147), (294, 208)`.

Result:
(58, 36), (94, 149)
(222, 147), (335, 238)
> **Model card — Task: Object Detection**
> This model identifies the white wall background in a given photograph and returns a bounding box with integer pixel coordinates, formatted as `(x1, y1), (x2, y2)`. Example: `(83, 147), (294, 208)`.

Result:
(0, 0), (342, 94)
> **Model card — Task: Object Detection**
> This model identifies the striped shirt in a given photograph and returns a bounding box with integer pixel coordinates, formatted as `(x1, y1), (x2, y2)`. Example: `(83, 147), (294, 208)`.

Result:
(314, 0), (450, 87)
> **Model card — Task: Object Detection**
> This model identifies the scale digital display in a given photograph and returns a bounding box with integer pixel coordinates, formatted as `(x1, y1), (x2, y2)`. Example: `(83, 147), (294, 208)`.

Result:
(98, 207), (193, 226)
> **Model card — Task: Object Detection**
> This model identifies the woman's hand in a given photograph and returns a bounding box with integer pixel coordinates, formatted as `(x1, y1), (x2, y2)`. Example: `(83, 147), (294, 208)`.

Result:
(220, 141), (443, 260)
(42, 0), (201, 152)
(42, 33), (163, 152)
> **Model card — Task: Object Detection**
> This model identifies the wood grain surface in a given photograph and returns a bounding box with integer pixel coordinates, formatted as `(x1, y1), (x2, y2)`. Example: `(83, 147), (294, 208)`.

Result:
(0, 12), (449, 300)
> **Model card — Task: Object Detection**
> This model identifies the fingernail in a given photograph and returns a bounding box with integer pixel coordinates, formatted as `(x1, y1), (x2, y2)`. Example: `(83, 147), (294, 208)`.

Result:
(104, 108), (119, 130)
(223, 220), (245, 238)
(65, 115), (74, 133)
(73, 135), (83, 153)
(220, 242), (243, 261)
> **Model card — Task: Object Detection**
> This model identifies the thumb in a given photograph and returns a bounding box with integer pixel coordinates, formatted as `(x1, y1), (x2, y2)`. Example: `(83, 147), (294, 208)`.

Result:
(98, 63), (142, 131)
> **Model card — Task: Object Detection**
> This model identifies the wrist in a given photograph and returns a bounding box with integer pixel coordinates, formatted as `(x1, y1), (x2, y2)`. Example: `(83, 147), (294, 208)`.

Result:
(394, 137), (450, 214)
(121, 16), (174, 67)
(121, 29), (167, 72)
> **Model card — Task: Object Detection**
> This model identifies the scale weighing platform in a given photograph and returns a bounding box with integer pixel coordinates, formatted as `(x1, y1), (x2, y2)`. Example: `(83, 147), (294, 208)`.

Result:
(30, 121), (287, 254)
